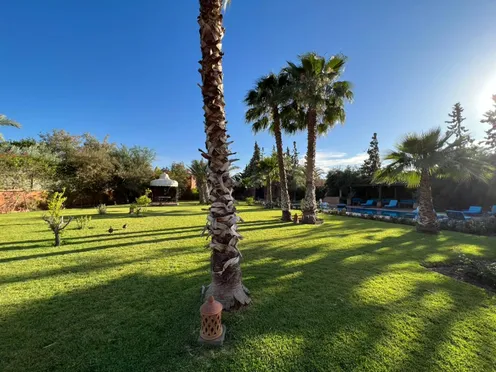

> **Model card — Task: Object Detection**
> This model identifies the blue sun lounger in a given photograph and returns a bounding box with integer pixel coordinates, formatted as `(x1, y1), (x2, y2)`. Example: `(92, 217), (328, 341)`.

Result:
(384, 200), (398, 208)
(361, 200), (375, 207)
(489, 205), (496, 216)
(462, 206), (482, 216)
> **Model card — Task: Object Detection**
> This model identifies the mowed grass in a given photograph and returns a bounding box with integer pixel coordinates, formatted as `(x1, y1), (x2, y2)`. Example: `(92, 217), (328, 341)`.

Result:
(1, 203), (495, 372)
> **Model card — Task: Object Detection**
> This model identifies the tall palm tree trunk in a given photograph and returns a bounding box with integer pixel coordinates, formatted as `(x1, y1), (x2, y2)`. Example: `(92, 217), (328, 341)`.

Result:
(273, 110), (292, 221)
(266, 178), (272, 203)
(201, 180), (209, 205)
(302, 109), (318, 224)
(417, 169), (438, 234)
(198, 0), (250, 310)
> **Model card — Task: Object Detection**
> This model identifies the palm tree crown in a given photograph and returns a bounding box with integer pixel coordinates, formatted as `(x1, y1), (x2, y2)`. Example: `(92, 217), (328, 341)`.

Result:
(244, 73), (295, 134)
(188, 159), (208, 183)
(283, 53), (353, 134)
(374, 128), (493, 186)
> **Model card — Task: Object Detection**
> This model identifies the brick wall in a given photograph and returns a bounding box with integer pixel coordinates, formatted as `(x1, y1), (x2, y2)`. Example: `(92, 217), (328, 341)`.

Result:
(0, 190), (47, 213)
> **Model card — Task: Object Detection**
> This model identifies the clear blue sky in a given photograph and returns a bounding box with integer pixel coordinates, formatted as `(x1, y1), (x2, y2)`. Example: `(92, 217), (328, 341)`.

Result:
(1, 0), (495, 171)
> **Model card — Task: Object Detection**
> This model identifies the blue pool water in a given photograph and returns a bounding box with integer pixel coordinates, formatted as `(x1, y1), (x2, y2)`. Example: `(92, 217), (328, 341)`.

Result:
(339, 206), (416, 219)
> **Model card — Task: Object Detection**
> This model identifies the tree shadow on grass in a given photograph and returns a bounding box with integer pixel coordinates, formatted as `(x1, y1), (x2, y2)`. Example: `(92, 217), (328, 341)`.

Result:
(0, 219), (285, 252)
(0, 247), (209, 286)
(220, 225), (496, 371)
(0, 271), (210, 372)
(0, 232), (206, 264)
(2, 214), (496, 371)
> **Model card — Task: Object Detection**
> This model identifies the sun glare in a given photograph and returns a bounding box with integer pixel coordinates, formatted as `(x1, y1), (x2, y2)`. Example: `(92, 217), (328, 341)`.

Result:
(477, 73), (496, 115)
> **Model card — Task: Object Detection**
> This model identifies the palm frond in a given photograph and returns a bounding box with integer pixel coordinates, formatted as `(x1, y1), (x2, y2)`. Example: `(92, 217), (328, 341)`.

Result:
(0, 114), (21, 128)
(331, 81), (354, 102)
(251, 118), (271, 134)
(374, 166), (420, 188)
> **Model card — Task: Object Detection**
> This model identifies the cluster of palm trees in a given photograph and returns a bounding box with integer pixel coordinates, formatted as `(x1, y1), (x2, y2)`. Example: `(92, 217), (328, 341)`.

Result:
(245, 54), (353, 223)
(197, 1), (495, 309)
(197, 0), (353, 308)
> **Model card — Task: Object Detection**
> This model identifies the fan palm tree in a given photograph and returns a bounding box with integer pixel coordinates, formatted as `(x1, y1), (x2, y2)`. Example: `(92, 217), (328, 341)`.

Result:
(257, 155), (279, 205)
(188, 160), (209, 204)
(284, 53), (353, 224)
(245, 73), (293, 221)
(198, 0), (250, 309)
(374, 128), (493, 233)
(0, 114), (21, 141)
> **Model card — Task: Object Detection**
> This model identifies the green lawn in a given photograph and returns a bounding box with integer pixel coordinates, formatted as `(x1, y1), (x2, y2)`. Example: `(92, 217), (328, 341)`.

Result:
(1, 203), (495, 371)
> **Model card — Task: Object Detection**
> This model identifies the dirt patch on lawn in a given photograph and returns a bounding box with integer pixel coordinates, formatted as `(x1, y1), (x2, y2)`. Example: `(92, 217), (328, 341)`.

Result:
(426, 261), (496, 293)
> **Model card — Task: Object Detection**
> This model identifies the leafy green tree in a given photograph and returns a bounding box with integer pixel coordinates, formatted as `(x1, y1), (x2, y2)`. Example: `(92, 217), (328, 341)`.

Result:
(0, 142), (59, 190)
(0, 114), (21, 141)
(39, 130), (153, 206)
(245, 73), (293, 221)
(284, 53), (353, 224)
(8, 138), (36, 148)
(361, 133), (381, 179)
(326, 167), (364, 201)
(375, 128), (493, 234)
(70, 134), (116, 204)
(481, 95), (496, 152)
(198, 0), (250, 309)
(111, 146), (155, 203)
(188, 159), (209, 204)
(167, 162), (190, 199)
(445, 102), (472, 145)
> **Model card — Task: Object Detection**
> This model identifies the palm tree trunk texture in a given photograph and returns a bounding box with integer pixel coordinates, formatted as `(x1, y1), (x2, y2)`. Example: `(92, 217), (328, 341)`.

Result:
(266, 178), (272, 204)
(273, 110), (292, 221)
(302, 109), (318, 224)
(201, 181), (209, 205)
(199, 184), (205, 204)
(417, 169), (439, 234)
(198, 0), (250, 310)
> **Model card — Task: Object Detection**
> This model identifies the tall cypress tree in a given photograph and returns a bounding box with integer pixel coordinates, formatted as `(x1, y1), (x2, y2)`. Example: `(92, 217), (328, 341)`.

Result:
(361, 133), (381, 179)
(445, 102), (472, 145)
(243, 142), (262, 178)
(481, 95), (496, 152)
(291, 141), (299, 169)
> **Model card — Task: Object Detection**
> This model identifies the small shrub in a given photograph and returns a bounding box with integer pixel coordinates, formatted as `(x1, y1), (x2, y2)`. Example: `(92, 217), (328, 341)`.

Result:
(456, 252), (496, 289)
(245, 196), (255, 206)
(96, 204), (107, 215)
(129, 203), (136, 214)
(133, 189), (152, 217)
(75, 215), (92, 230)
(42, 189), (73, 247)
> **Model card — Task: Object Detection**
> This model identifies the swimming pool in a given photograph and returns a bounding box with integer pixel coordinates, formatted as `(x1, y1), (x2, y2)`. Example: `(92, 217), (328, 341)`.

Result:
(339, 206), (416, 218)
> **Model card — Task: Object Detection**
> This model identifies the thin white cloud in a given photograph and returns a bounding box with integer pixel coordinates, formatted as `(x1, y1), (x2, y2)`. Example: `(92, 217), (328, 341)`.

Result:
(300, 150), (367, 172)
